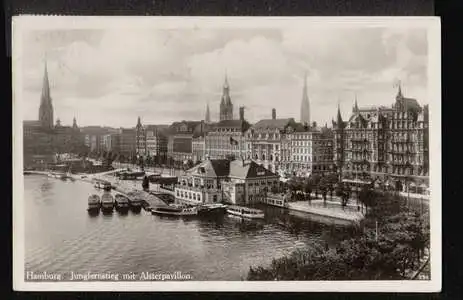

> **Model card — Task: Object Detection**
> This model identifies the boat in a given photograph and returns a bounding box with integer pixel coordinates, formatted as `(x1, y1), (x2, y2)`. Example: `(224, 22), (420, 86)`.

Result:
(118, 170), (146, 180)
(94, 179), (112, 191)
(226, 205), (265, 219)
(125, 191), (144, 208)
(87, 194), (101, 210)
(114, 194), (130, 210)
(151, 204), (198, 216)
(100, 193), (114, 211)
(197, 203), (227, 216)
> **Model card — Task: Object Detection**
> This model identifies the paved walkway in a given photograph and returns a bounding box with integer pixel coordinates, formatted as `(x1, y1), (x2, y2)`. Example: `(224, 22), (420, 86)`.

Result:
(288, 201), (365, 223)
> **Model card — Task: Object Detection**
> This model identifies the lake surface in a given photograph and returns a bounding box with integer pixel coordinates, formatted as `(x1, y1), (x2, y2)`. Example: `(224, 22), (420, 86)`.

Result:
(23, 175), (357, 281)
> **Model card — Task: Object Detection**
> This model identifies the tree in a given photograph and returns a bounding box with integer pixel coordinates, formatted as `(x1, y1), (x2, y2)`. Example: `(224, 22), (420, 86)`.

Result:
(358, 185), (377, 215)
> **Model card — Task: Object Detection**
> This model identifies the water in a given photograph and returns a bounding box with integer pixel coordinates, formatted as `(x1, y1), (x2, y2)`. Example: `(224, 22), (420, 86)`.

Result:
(24, 175), (355, 281)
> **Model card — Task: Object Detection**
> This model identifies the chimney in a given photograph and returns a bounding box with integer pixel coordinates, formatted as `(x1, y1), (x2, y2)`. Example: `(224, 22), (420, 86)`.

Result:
(239, 106), (245, 121)
(272, 108), (276, 120)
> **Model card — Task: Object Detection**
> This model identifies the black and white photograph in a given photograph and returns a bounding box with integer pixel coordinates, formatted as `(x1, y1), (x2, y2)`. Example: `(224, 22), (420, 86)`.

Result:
(13, 16), (441, 292)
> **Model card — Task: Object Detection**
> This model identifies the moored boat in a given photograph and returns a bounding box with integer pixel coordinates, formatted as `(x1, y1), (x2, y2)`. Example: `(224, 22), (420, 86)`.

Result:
(151, 204), (198, 216)
(226, 205), (265, 219)
(87, 194), (101, 210)
(115, 194), (130, 210)
(100, 193), (114, 211)
(197, 203), (227, 216)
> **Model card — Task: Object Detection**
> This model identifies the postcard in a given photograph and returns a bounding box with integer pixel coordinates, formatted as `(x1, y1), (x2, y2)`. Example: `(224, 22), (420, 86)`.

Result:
(12, 16), (441, 292)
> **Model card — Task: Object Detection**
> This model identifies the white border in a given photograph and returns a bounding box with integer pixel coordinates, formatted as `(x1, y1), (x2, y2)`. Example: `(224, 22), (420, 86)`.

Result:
(12, 16), (441, 292)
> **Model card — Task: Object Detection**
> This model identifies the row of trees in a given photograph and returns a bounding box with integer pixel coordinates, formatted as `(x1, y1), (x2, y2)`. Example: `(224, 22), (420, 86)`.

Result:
(269, 173), (355, 208)
(247, 191), (430, 280)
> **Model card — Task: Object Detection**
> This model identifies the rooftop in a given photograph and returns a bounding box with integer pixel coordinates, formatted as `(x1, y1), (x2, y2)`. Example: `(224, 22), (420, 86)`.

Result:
(251, 118), (295, 130)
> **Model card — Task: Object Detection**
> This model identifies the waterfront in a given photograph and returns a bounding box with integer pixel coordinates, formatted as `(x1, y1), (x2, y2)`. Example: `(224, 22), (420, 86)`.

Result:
(24, 175), (357, 281)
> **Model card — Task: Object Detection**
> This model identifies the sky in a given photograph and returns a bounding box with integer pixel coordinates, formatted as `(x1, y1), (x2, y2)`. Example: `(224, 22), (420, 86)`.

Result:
(19, 25), (429, 128)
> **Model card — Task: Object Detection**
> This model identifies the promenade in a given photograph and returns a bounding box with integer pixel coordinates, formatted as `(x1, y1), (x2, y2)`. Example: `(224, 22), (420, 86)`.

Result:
(288, 199), (365, 223)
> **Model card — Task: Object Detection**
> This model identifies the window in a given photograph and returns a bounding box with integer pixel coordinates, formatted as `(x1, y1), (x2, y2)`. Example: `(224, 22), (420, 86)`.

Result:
(176, 190), (180, 197)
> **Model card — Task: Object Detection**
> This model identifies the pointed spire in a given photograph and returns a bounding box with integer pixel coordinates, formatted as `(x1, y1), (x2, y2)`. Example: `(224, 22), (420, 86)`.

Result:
(395, 79), (403, 99)
(205, 102), (211, 124)
(41, 58), (50, 103)
(353, 92), (359, 112)
(337, 99), (343, 125)
(72, 116), (78, 129)
(137, 116), (142, 127)
(300, 71), (310, 124)
(224, 70), (229, 89)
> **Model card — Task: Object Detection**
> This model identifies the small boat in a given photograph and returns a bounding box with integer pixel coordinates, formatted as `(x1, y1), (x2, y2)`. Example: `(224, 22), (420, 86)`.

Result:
(115, 194), (130, 210)
(198, 203), (227, 216)
(94, 180), (112, 191)
(151, 204), (198, 216)
(226, 205), (265, 219)
(100, 193), (114, 211)
(126, 192), (143, 208)
(87, 194), (101, 210)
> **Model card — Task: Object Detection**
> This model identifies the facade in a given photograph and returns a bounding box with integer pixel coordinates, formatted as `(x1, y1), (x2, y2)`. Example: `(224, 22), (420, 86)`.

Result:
(145, 125), (169, 163)
(167, 121), (207, 163)
(135, 117), (147, 155)
(175, 158), (279, 205)
(333, 86), (430, 192)
(205, 107), (250, 160)
(219, 75), (233, 121)
(245, 110), (298, 174)
(119, 128), (136, 156)
(175, 159), (231, 204)
(192, 135), (206, 164)
(289, 125), (334, 176)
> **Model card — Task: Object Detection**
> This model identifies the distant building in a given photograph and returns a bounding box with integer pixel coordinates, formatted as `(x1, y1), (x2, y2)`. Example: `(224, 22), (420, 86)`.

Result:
(175, 158), (279, 205)
(23, 62), (86, 164)
(167, 120), (208, 164)
(135, 117), (147, 155)
(288, 124), (334, 176)
(333, 84), (430, 192)
(245, 110), (298, 173)
(205, 106), (250, 160)
(192, 135), (206, 164)
(219, 74), (233, 121)
(145, 124), (169, 164)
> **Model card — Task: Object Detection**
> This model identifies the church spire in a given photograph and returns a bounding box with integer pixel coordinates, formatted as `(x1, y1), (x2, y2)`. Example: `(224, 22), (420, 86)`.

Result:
(395, 79), (403, 100)
(219, 71), (233, 121)
(205, 103), (211, 124)
(300, 71), (310, 125)
(353, 92), (359, 113)
(39, 58), (54, 130)
(337, 100), (343, 125)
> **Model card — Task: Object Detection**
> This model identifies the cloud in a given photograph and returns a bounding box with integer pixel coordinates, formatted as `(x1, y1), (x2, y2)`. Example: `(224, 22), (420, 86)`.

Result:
(20, 26), (429, 127)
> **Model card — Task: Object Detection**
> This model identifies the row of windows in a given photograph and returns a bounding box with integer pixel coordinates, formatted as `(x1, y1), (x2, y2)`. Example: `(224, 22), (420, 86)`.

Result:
(176, 189), (202, 201)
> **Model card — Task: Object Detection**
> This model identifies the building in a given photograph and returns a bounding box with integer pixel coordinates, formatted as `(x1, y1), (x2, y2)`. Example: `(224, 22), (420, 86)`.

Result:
(135, 117), (147, 155)
(175, 158), (279, 205)
(192, 135), (206, 164)
(167, 120), (207, 164)
(219, 74), (233, 121)
(23, 62), (86, 164)
(333, 85), (430, 192)
(300, 72), (310, 125)
(245, 109), (298, 173)
(205, 106), (250, 160)
(119, 128), (136, 157)
(81, 126), (111, 153)
(289, 124), (334, 177)
(145, 124), (169, 164)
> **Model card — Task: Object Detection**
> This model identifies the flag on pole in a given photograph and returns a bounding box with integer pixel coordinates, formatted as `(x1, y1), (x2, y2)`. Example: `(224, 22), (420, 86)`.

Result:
(230, 136), (238, 146)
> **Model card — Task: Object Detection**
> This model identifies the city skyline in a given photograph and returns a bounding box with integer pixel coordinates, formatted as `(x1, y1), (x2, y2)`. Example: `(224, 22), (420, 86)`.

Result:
(20, 26), (428, 128)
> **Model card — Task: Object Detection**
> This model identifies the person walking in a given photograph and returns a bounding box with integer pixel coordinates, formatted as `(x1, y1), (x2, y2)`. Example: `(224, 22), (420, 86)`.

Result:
(142, 175), (150, 192)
